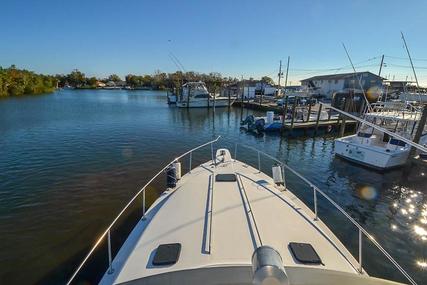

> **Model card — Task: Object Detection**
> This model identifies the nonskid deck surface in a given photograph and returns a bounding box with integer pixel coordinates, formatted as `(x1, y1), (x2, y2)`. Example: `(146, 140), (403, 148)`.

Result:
(101, 158), (360, 284)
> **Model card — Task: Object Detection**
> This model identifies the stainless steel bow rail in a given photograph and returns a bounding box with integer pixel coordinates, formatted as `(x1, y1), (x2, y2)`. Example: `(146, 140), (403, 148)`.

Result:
(235, 142), (417, 285)
(67, 136), (416, 285)
(66, 136), (221, 285)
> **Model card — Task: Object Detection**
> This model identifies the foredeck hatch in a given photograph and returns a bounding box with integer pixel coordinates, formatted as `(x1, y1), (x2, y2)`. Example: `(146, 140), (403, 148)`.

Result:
(152, 243), (181, 266)
(289, 242), (322, 265)
(215, 174), (237, 182)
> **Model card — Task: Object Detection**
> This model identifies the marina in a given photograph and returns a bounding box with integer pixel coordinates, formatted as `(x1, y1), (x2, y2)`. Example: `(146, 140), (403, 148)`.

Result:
(2, 2), (427, 285)
(0, 90), (426, 284)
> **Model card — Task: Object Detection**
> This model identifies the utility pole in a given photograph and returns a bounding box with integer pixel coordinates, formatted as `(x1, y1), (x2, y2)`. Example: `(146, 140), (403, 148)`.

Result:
(281, 56), (290, 128)
(284, 56), (290, 91)
(278, 60), (283, 97)
(378, 54), (384, 76)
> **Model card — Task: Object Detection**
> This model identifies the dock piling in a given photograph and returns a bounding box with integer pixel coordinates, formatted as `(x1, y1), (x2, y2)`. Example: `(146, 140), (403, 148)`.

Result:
(306, 98), (312, 122)
(314, 104), (323, 135)
(290, 98), (297, 130)
(410, 104), (427, 156)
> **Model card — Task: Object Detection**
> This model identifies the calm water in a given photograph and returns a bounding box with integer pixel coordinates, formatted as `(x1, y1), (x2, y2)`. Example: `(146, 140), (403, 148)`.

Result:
(0, 90), (426, 284)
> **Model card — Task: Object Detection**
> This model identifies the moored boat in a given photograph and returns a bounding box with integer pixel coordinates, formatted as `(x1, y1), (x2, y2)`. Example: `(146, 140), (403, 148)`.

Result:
(177, 82), (233, 108)
(66, 137), (417, 285)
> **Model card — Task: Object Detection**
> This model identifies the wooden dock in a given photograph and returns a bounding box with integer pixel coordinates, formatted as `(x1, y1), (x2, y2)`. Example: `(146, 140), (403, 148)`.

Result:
(234, 100), (357, 135)
(233, 100), (282, 112)
(283, 119), (357, 130)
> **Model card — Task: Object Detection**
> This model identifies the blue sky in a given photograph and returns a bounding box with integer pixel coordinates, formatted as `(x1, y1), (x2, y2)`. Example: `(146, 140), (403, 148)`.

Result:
(2, 0), (427, 85)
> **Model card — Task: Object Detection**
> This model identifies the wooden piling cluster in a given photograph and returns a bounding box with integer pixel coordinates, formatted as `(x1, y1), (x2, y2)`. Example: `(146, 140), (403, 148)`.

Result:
(234, 98), (357, 136)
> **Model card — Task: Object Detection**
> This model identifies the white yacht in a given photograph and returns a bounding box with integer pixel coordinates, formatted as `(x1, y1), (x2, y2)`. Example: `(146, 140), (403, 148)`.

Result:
(67, 137), (416, 285)
(335, 105), (424, 169)
(335, 126), (412, 169)
(177, 82), (233, 108)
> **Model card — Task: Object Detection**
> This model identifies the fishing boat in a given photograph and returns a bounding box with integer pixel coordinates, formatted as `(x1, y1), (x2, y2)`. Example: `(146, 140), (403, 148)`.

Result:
(334, 103), (425, 170)
(67, 137), (417, 285)
(177, 82), (233, 108)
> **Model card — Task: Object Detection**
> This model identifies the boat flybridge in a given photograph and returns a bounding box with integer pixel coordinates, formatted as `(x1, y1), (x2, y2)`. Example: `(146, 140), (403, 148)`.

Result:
(177, 82), (233, 108)
(67, 137), (417, 285)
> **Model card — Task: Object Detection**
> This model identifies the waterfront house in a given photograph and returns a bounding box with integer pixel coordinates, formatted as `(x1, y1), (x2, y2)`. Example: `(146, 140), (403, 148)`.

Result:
(301, 71), (385, 98)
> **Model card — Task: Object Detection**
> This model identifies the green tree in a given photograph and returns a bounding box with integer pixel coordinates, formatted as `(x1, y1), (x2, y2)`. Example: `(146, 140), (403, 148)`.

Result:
(108, 74), (121, 82)
(68, 69), (86, 87)
(261, 76), (274, 85)
(88, 77), (98, 87)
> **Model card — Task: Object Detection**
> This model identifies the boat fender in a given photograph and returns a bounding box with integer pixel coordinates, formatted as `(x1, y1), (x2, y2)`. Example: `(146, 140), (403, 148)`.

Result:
(272, 164), (285, 187)
(252, 246), (289, 285)
(173, 160), (181, 180)
(166, 164), (177, 188)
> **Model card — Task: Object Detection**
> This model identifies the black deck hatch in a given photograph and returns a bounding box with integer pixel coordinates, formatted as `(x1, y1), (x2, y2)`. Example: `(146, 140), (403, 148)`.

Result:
(289, 242), (322, 264)
(215, 174), (237, 182)
(152, 243), (181, 266)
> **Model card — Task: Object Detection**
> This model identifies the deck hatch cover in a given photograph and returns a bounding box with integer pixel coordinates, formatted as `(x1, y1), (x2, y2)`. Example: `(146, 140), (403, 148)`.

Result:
(215, 174), (237, 182)
(289, 242), (322, 264)
(152, 243), (181, 266)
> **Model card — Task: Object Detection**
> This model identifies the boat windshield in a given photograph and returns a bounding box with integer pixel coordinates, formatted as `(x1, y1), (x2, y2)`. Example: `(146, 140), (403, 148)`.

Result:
(194, 93), (210, 99)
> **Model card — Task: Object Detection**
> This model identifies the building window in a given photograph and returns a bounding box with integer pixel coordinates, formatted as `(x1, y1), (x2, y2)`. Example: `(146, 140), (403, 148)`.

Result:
(335, 80), (338, 84)
(328, 80), (331, 83)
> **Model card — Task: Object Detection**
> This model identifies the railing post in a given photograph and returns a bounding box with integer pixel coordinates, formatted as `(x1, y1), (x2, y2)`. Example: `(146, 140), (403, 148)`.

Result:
(359, 229), (363, 273)
(142, 187), (146, 219)
(281, 163), (286, 189)
(211, 142), (215, 166)
(313, 186), (318, 220)
(257, 151), (261, 172)
(234, 143), (238, 161)
(189, 151), (192, 172)
(107, 230), (114, 274)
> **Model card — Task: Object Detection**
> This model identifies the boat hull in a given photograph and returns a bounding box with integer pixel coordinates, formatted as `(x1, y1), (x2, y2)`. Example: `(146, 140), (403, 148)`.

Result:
(335, 137), (410, 169)
(176, 98), (232, 108)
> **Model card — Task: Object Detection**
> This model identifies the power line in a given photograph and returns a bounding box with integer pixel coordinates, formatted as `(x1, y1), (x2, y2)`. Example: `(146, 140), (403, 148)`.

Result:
(385, 55), (427, 61)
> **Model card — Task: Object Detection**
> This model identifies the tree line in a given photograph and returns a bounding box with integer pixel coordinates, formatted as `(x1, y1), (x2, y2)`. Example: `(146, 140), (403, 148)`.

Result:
(0, 65), (277, 97)
(56, 69), (244, 91)
(0, 65), (58, 97)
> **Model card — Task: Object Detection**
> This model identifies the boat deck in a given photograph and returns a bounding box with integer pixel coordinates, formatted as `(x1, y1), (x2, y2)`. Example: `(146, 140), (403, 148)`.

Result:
(101, 156), (361, 284)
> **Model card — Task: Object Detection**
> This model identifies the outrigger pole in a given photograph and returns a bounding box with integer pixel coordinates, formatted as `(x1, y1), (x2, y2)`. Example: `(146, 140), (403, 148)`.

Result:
(342, 43), (373, 113)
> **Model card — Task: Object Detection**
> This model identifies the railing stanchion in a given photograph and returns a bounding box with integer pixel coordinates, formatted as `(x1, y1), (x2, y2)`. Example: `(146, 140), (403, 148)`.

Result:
(257, 151), (261, 172)
(359, 229), (363, 273)
(107, 230), (114, 274)
(189, 151), (192, 172)
(234, 143), (238, 161)
(211, 142), (215, 166)
(281, 163), (286, 188)
(313, 186), (318, 220)
(142, 187), (146, 218)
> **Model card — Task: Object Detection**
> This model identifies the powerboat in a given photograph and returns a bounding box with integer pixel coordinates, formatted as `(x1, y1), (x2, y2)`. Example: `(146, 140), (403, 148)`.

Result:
(66, 137), (417, 285)
(335, 126), (412, 169)
(241, 111), (283, 132)
(335, 105), (423, 170)
(177, 82), (233, 108)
